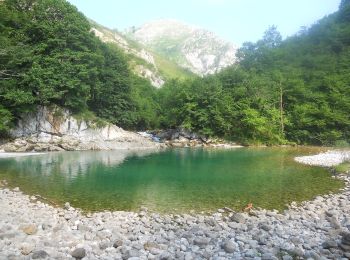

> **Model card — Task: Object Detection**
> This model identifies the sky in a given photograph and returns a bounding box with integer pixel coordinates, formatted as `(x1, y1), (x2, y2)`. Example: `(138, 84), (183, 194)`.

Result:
(67, 0), (341, 46)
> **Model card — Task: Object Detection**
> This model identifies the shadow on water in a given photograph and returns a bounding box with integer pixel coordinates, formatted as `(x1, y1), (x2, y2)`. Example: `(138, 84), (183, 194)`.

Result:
(0, 147), (344, 213)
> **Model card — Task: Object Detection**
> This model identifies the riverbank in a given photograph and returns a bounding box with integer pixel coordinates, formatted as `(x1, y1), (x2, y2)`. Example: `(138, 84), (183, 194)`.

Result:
(0, 151), (349, 259)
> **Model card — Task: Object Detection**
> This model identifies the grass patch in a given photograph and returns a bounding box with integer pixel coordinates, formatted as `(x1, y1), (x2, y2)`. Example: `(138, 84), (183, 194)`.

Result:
(334, 162), (350, 174)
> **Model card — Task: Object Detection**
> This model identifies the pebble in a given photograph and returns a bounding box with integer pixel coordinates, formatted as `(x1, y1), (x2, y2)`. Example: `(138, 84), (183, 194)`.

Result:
(71, 248), (86, 259)
(20, 243), (34, 255)
(193, 237), (210, 248)
(31, 250), (49, 259)
(231, 213), (246, 224)
(222, 240), (236, 253)
(21, 224), (37, 235)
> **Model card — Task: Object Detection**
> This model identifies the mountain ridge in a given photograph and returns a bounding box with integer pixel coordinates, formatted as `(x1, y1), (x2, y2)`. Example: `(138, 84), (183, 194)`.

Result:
(90, 20), (193, 88)
(125, 19), (238, 75)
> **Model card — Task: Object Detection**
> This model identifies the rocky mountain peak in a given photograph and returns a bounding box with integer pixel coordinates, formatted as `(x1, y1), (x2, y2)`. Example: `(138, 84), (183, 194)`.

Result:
(126, 19), (238, 75)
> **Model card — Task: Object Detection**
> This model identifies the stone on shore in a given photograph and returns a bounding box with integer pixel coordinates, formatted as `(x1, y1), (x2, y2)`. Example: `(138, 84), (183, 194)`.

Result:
(222, 240), (236, 253)
(20, 224), (37, 235)
(32, 250), (49, 259)
(71, 248), (86, 259)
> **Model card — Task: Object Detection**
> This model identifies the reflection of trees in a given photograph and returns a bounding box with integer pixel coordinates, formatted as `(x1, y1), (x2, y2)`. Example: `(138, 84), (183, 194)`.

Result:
(0, 147), (341, 212)
(11, 149), (160, 180)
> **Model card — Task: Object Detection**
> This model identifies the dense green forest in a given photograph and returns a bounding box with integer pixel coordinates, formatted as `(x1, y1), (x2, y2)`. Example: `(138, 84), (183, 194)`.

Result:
(1, 0), (350, 145)
(0, 0), (159, 132)
(157, 0), (350, 145)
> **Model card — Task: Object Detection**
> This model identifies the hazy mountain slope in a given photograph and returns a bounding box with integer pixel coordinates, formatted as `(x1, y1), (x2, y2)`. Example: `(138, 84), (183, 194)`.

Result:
(90, 20), (193, 87)
(126, 19), (238, 75)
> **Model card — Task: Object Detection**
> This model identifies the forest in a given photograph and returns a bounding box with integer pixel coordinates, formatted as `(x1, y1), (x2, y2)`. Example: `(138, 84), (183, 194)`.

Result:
(1, 0), (350, 146)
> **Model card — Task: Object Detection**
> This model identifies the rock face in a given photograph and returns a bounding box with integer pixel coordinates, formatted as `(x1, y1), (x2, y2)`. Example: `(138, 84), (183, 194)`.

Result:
(90, 22), (165, 88)
(1, 106), (161, 152)
(127, 19), (238, 75)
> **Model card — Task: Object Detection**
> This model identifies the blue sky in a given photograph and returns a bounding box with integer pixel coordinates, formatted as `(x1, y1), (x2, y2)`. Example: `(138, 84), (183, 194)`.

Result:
(67, 0), (341, 46)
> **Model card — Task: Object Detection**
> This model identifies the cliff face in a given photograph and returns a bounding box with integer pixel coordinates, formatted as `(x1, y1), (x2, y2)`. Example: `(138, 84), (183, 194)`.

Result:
(2, 107), (160, 152)
(90, 25), (165, 88)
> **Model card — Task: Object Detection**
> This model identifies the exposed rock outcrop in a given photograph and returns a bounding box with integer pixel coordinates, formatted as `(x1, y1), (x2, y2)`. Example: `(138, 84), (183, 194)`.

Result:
(1, 107), (162, 152)
(90, 24), (165, 88)
(150, 128), (242, 148)
(127, 19), (238, 75)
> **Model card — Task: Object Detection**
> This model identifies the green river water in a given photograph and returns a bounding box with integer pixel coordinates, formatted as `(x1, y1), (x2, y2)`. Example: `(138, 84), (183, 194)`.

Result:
(0, 147), (343, 213)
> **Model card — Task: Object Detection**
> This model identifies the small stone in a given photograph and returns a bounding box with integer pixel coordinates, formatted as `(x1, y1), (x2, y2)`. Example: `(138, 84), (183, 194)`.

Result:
(20, 243), (34, 255)
(193, 237), (210, 248)
(290, 247), (304, 257)
(259, 223), (271, 231)
(71, 248), (86, 259)
(342, 233), (350, 245)
(113, 239), (123, 248)
(329, 216), (341, 229)
(262, 253), (278, 260)
(340, 243), (350, 252)
(322, 240), (338, 249)
(124, 249), (140, 258)
(231, 213), (246, 224)
(282, 255), (293, 260)
(144, 241), (159, 251)
(99, 241), (110, 250)
(159, 251), (172, 260)
(64, 202), (70, 210)
(222, 241), (235, 253)
(32, 250), (49, 259)
(21, 224), (37, 235)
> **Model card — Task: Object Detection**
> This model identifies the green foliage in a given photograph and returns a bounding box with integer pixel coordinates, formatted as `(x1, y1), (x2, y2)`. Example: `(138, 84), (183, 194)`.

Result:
(0, 105), (13, 136)
(0, 0), (158, 131)
(0, 0), (349, 147)
(157, 3), (350, 145)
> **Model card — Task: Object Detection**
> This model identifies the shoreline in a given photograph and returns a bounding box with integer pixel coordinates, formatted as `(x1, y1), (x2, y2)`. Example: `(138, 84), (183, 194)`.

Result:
(0, 151), (349, 259)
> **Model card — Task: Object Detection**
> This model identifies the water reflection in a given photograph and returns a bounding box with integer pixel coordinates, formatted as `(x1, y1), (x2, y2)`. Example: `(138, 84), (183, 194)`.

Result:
(5, 149), (161, 180)
(0, 147), (343, 212)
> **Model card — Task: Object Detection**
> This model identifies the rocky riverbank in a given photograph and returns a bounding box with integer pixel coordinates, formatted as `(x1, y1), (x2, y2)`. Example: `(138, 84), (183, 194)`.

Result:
(148, 129), (242, 149)
(0, 176), (349, 260)
(0, 107), (163, 152)
(295, 150), (350, 167)
(0, 151), (349, 259)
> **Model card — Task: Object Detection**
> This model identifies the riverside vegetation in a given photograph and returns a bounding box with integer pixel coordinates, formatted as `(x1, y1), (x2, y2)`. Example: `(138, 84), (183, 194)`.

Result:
(0, 0), (350, 146)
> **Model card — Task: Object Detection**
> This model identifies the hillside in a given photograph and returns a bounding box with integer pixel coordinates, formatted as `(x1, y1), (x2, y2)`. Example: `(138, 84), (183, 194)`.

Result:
(90, 21), (193, 87)
(0, 0), (161, 133)
(125, 19), (238, 76)
(156, 2), (350, 145)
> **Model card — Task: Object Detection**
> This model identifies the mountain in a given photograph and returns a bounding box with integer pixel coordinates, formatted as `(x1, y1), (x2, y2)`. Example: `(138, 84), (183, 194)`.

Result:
(90, 20), (193, 88)
(125, 19), (238, 75)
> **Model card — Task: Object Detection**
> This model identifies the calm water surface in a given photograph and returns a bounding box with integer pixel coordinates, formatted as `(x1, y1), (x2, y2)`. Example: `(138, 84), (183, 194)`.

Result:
(0, 147), (343, 213)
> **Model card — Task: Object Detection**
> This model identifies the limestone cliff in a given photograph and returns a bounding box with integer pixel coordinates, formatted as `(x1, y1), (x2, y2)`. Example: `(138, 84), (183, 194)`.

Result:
(1, 107), (161, 152)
